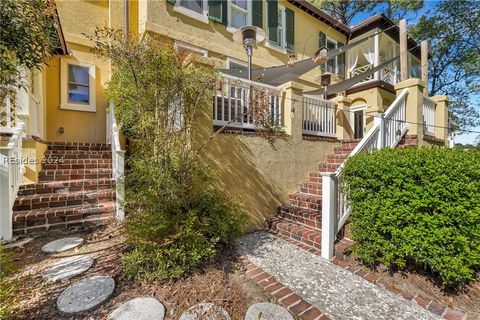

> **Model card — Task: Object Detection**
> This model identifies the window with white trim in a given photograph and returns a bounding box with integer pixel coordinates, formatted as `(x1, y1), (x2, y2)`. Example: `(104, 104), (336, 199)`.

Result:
(227, 58), (248, 72)
(60, 59), (96, 112)
(267, 4), (287, 50)
(229, 0), (251, 30)
(175, 0), (208, 23)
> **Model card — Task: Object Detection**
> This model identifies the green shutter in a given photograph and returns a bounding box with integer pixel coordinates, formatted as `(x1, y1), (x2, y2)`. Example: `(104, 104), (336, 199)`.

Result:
(285, 8), (294, 52)
(337, 43), (345, 78)
(252, 0), (263, 28)
(267, 0), (278, 45)
(208, 0), (223, 23)
(319, 31), (326, 71)
(221, 0), (227, 25)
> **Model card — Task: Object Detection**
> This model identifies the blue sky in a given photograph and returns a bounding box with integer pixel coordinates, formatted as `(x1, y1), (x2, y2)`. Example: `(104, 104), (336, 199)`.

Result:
(350, 0), (479, 145)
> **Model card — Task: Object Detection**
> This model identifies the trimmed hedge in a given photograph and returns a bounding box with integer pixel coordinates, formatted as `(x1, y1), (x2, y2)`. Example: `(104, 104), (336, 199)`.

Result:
(342, 148), (480, 286)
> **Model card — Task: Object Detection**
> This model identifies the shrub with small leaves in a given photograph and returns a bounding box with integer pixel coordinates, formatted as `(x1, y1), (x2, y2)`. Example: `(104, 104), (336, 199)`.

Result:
(0, 244), (17, 318)
(341, 147), (480, 287)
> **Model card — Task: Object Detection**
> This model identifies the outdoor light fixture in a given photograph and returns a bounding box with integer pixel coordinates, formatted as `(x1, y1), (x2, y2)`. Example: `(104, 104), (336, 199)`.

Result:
(288, 53), (297, 67)
(233, 26), (266, 81)
(321, 73), (332, 100)
(313, 46), (328, 65)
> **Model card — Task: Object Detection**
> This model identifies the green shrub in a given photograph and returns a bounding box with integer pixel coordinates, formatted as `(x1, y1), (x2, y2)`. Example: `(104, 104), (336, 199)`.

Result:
(341, 147), (480, 286)
(0, 244), (17, 318)
(90, 30), (247, 280)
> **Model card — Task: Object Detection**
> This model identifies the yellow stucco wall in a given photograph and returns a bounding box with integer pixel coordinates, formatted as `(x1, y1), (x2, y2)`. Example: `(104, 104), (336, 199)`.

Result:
(22, 139), (47, 184)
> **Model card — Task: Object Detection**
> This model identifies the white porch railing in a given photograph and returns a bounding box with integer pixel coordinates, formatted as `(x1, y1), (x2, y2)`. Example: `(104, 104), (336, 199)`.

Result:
(321, 88), (409, 259)
(302, 96), (337, 137)
(0, 94), (16, 134)
(380, 66), (400, 85)
(214, 75), (282, 129)
(350, 64), (374, 83)
(108, 102), (125, 221)
(0, 121), (25, 240)
(423, 96), (436, 135)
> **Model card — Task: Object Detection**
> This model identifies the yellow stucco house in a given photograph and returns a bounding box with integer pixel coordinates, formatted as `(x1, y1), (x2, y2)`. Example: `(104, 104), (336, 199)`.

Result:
(0, 0), (449, 257)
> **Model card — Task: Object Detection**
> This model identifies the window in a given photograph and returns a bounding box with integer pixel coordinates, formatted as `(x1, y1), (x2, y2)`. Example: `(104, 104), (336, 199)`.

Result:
(319, 33), (345, 78)
(267, 4), (286, 50)
(227, 58), (248, 72)
(277, 6), (284, 48)
(174, 0), (208, 23)
(326, 38), (336, 73)
(60, 59), (96, 112)
(230, 0), (249, 29)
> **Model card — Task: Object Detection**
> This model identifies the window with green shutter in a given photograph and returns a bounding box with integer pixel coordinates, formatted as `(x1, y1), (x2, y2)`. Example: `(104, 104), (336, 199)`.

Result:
(208, 0), (223, 23)
(285, 8), (294, 52)
(252, 0), (263, 28)
(267, 0), (279, 45)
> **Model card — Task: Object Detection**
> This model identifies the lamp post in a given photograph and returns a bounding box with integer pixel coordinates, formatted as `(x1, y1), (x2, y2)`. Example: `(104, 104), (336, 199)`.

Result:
(233, 26), (266, 81)
(321, 74), (332, 100)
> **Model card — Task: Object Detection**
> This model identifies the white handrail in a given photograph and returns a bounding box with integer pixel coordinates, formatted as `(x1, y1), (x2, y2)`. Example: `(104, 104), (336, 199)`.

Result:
(321, 88), (409, 259)
(108, 102), (125, 221)
(0, 121), (25, 240)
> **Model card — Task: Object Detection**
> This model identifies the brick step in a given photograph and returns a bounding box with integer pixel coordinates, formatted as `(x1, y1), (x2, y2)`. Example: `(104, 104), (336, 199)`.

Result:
(288, 192), (322, 210)
(277, 205), (322, 229)
(326, 153), (349, 160)
(39, 168), (112, 181)
(42, 162), (112, 170)
(299, 181), (322, 195)
(12, 201), (115, 235)
(18, 178), (114, 196)
(47, 144), (110, 151)
(318, 163), (340, 172)
(268, 219), (354, 259)
(13, 189), (114, 211)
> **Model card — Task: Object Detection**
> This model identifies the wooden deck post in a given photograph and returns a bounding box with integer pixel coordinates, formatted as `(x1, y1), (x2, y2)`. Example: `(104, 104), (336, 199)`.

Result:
(399, 19), (409, 81)
(421, 40), (429, 96)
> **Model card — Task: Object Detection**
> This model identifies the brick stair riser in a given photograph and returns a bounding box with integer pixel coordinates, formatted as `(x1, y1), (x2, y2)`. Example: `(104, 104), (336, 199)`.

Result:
(299, 182), (322, 195)
(39, 173), (112, 181)
(270, 221), (322, 250)
(13, 191), (114, 211)
(13, 215), (113, 235)
(42, 163), (112, 170)
(277, 209), (322, 229)
(288, 195), (322, 210)
(47, 145), (110, 151)
(18, 179), (114, 196)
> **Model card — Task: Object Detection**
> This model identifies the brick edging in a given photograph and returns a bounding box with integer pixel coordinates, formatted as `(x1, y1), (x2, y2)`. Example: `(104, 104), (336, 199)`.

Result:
(239, 255), (330, 320)
(271, 233), (468, 320)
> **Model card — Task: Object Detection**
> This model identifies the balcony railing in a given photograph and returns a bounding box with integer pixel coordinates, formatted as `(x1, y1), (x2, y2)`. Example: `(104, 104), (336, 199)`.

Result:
(214, 75), (282, 129)
(302, 96), (336, 137)
(350, 64), (400, 86)
(0, 93), (16, 133)
(423, 96), (436, 135)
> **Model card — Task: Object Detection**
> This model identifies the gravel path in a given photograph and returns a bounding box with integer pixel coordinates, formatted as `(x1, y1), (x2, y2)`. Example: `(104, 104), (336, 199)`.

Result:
(237, 232), (441, 320)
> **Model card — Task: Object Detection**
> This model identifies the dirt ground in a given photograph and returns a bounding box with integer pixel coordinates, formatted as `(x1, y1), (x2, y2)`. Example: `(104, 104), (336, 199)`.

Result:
(342, 249), (480, 319)
(6, 224), (273, 320)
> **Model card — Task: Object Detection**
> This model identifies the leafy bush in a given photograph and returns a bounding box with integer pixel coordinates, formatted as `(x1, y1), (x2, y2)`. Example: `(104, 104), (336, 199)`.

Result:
(90, 30), (247, 280)
(0, 244), (17, 318)
(342, 147), (480, 286)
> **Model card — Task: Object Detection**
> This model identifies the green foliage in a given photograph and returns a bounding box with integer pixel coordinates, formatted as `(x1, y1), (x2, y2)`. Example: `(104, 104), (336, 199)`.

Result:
(0, 0), (57, 90)
(410, 0), (480, 133)
(341, 148), (480, 286)
(0, 244), (17, 318)
(90, 30), (247, 280)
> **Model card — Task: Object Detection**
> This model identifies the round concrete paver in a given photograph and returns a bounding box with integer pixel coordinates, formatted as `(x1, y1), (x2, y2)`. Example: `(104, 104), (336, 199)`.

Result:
(245, 303), (294, 320)
(179, 303), (230, 320)
(57, 275), (115, 314)
(108, 297), (165, 320)
(41, 237), (83, 253)
(43, 255), (94, 282)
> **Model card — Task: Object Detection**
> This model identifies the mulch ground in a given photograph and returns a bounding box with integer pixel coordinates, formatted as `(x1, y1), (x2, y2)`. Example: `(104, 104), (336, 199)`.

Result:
(6, 224), (274, 320)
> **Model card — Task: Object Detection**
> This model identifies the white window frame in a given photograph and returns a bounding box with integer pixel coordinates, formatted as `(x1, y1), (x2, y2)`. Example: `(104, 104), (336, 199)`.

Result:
(174, 0), (208, 24)
(174, 41), (208, 57)
(227, 0), (252, 33)
(267, 4), (287, 51)
(350, 104), (367, 137)
(60, 59), (96, 112)
(324, 36), (339, 75)
(226, 57), (248, 70)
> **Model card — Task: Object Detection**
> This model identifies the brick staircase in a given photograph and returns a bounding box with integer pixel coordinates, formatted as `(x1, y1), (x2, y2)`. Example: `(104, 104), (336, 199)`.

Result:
(268, 140), (361, 257)
(12, 142), (116, 235)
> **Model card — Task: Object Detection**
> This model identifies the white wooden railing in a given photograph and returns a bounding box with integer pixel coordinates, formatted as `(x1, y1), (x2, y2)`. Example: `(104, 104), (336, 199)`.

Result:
(380, 66), (400, 85)
(321, 88), (409, 259)
(423, 96), (436, 135)
(107, 102), (125, 221)
(350, 64), (374, 83)
(0, 121), (25, 240)
(302, 96), (336, 137)
(214, 75), (282, 129)
(0, 94), (16, 134)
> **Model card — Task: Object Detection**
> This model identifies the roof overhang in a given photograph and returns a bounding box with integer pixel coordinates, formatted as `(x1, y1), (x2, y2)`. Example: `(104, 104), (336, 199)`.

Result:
(50, 1), (68, 55)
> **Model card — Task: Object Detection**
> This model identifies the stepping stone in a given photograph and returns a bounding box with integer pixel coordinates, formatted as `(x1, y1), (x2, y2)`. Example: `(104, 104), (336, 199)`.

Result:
(108, 297), (165, 320)
(41, 237), (83, 253)
(245, 303), (294, 320)
(43, 255), (94, 282)
(179, 303), (230, 320)
(4, 237), (34, 249)
(57, 275), (115, 314)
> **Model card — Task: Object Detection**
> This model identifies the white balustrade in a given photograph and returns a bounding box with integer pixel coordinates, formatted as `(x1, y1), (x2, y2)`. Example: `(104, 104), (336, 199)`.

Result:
(0, 93), (16, 134)
(423, 96), (436, 135)
(321, 88), (409, 260)
(0, 121), (25, 240)
(108, 102), (125, 221)
(214, 75), (282, 129)
(302, 96), (337, 137)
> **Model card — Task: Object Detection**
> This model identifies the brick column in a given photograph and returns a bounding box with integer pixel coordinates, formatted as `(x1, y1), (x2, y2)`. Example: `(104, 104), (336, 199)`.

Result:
(331, 95), (353, 141)
(431, 95), (449, 144)
(394, 79), (426, 146)
(282, 81), (304, 142)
